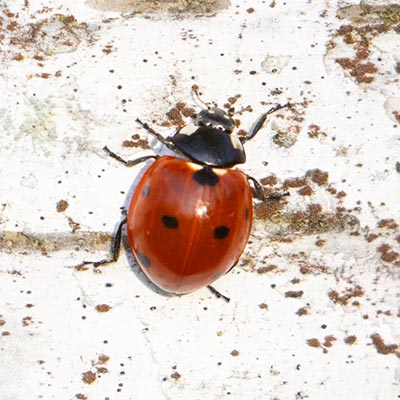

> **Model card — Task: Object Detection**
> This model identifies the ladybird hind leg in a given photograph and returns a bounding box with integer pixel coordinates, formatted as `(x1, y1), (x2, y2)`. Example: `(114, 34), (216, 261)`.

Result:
(79, 217), (127, 268)
(207, 285), (230, 303)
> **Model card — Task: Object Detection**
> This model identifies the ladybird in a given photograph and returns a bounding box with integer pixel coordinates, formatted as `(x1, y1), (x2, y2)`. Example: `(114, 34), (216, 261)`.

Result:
(89, 93), (288, 299)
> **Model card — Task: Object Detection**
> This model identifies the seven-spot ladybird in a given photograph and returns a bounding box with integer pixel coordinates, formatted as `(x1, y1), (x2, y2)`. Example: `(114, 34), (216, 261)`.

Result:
(88, 92), (288, 299)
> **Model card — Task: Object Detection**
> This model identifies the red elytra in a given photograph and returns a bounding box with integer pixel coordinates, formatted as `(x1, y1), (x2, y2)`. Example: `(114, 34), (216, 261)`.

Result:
(127, 155), (252, 294)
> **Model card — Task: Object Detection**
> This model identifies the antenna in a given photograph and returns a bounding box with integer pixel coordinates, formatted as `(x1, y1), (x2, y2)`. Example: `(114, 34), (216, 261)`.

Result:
(191, 85), (212, 109)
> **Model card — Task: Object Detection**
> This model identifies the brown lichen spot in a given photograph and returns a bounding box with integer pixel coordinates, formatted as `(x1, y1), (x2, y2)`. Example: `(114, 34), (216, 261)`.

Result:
(82, 370), (96, 384)
(230, 349), (240, 356)
(22, 316), (33, 326)
(165, 107), (183, 125)
(259, 303), (269, 310)
(181, 106), (195, 118)
(315, 239), (326, 247)
(306, 169), (329, 186)
(0, 318), (5, 327)
(96, 367), (108, 374)
(56, 199), (69, 212)
(376, 309), (392, 316)
(95, 304), (111, 313)
(344, 335), (357, 345)
(396, 161), (400, 172)
(67, 216), (80, 233)
(306, 338), (321, 348)
(370, 333), (398, 355)
(336, 190), (347, 199)
(377, 243), (392, 254)
(393, 112), (400, 124)
(377, 243), (400, 264)
(307, 124), (327, 139)
(257, 264), (277, 274)
(98, 354), (110, 364)
(328, 286), (364, 306)
(12, 52), (24, 61)
(260, 174), (278, 186)
(336, 58), (378, 84)
(297, 185), (313, 196)
(284, 290), (304, 299)
(253, 197), (286, 220)
(323, 335), (337, 348)
(2, 331), (10, 336)
(350, 62), (378, 83)
(381, 250), (399, 263)
(170, 371), (181, 381)
(296, 307), (308, 316)
(122, 134), (150, 150)
(377, 218), (399, 230)
(299, 263), (328, 275)
(365, 233), (379, 243)
(283, 177), (307, 189)
(102, 43), (114, 54)
(76, 394), (88, 400)
(333, 5), (400, 85)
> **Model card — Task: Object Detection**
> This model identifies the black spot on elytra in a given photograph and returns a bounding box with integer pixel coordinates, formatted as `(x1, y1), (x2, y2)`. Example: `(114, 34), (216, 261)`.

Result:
(137, 252), (151, 268)
(162, 215), (179, 229)
(193, 166), (219, 186)
(142, 185), (150, 197)
(214, 225), (230, 239)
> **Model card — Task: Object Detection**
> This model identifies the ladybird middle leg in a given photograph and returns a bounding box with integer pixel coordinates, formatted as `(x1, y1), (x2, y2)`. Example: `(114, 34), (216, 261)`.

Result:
(77, 146), (157, 269)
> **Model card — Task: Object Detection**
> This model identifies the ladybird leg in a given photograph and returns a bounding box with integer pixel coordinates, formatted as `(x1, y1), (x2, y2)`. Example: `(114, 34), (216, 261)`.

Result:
(135, 118), (185, 155)
(247, 174), (290, 201)
(266, 191), (290, 200)
(240, 103), (291, 144)
(104, 146), (158, 167)
(207, 285), (230, 303)
(81, 217), (127, 267)
(247, 174), (265, 200)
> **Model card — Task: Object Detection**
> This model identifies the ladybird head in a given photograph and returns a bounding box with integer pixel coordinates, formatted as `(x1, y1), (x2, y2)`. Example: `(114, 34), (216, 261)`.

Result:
(196, 108), (236, 134)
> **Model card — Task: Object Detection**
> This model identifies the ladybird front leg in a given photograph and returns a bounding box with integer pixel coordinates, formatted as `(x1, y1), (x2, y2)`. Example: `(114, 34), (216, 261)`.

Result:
(104, 146), (158, 167)
(240, 103), (291, 144)
(135, 118), (186, 156)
